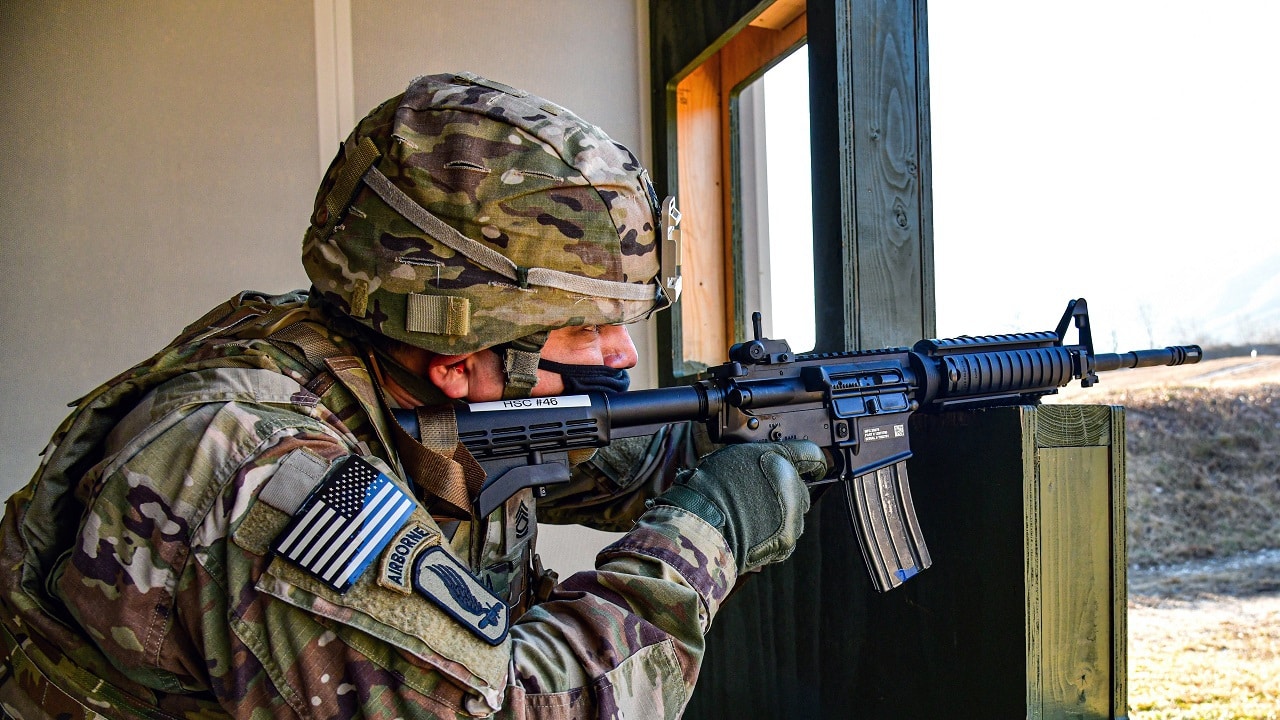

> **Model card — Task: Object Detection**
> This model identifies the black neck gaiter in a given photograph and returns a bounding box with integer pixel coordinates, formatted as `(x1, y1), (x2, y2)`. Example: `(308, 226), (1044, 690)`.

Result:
(537, 358), (631, 395)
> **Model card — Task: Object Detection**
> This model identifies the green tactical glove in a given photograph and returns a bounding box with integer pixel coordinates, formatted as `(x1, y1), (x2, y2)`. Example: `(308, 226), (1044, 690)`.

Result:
(653, 440), (828, 573)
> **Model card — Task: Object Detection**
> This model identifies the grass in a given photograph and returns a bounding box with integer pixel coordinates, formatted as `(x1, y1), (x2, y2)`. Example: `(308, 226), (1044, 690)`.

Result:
(1127, 593), (1279, 720)
(1122, 385), (1280, 568)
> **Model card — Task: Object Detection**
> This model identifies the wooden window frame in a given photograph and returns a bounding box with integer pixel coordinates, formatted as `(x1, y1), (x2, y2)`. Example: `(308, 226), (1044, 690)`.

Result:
(672, 5), (808, 373)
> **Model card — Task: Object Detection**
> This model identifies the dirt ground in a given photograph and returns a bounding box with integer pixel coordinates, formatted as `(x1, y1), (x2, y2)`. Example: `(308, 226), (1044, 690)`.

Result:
(1128, 551), (1280, 719)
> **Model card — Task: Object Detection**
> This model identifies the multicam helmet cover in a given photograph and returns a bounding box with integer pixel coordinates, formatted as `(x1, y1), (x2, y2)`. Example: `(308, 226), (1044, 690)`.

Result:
(302, 72), (681, 361)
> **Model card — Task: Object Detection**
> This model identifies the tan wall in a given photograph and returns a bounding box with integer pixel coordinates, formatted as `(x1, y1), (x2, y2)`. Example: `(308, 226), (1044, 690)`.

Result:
(0, 0), (648, 573)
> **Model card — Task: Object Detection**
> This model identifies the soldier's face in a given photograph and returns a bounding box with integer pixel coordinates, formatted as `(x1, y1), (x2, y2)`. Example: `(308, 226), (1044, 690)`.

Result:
(540, 324), (639, 376)
(422, 324), (638, 403)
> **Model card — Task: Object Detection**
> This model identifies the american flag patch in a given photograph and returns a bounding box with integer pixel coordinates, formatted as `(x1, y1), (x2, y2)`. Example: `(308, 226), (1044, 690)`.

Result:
(272, 455), (415, 593)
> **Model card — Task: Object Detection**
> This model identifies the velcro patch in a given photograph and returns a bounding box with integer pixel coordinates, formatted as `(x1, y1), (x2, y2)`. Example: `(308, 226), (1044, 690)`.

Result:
(413, 547), (509, 646)
(503, 492), (535, 556)
(378, 522), (440, 594)
(259, 448), (330, 514)
(272, 455), (415, 593)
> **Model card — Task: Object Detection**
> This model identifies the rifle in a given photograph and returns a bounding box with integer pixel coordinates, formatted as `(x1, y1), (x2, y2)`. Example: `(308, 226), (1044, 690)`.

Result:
(395, 298), (1202, 592)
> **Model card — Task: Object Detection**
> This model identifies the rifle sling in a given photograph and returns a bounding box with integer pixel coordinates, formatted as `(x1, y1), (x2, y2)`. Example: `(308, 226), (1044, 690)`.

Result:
(387, 405), (486, 521)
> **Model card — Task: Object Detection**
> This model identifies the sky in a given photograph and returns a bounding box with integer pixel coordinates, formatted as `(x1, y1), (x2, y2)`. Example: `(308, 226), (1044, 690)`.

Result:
(762, 1), (1280, 353)
(929, 1), (1280, 351)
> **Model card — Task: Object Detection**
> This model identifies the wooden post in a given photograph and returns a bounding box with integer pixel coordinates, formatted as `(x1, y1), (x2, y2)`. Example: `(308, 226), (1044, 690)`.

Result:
(684, 405), (1129, 719)
(1028, 405), (1128, 719)
(808, 0), (934, 352)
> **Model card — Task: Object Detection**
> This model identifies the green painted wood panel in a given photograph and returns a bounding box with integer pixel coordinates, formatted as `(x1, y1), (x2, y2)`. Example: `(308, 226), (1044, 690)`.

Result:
(809, 0), (934, 352)
(685, 406), (1127, 719)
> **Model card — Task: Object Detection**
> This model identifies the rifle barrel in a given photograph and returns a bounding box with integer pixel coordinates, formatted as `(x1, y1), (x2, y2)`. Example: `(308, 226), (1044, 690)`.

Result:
(1094, 345), (1203, 372)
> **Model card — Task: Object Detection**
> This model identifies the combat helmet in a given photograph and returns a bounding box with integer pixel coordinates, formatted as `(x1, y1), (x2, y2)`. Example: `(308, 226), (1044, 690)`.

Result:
(303, 72), (681, 397)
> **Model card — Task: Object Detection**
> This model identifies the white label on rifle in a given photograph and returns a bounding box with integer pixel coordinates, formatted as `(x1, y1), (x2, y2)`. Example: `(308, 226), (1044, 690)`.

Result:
(863, 423), (907, 443)
(467, 395), (593, 412)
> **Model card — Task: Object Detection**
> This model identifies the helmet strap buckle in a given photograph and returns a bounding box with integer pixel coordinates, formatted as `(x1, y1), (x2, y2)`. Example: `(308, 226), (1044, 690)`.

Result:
(658, 196), (683, 304)
(499, 331), (549, 400)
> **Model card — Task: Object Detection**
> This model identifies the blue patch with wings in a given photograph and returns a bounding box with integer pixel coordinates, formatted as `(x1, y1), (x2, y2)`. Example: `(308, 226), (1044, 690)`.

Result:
(412, 546), (509, 645)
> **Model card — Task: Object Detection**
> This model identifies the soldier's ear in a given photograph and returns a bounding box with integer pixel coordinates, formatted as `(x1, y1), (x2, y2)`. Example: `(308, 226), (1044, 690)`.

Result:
(427, 353), (473, 399)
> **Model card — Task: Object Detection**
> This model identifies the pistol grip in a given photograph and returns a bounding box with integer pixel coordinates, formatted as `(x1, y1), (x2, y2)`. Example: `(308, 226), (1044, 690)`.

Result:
(845, 460), (932, 592)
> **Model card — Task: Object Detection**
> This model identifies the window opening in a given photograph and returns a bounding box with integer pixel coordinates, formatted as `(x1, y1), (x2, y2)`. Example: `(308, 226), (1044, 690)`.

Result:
(736, 46), (815, 351)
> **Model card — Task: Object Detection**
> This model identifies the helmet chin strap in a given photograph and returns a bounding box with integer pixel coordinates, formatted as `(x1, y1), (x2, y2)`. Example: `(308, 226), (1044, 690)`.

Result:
(499, 331), (548, 400)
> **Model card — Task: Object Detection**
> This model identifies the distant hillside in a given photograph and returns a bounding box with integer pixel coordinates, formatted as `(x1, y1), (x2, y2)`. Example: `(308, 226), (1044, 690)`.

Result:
(1050, 356), (1280, 568)
(1124, 383), (1278, 567)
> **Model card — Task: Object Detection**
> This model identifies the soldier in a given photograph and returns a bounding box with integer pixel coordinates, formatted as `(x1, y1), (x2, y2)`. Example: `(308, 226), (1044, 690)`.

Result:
(0, 73), (825, 719)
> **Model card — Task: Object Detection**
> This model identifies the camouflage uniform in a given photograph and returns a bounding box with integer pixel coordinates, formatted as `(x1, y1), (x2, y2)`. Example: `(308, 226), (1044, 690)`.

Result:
(0, 292), (729, 719)
(0, 74), (734, 718)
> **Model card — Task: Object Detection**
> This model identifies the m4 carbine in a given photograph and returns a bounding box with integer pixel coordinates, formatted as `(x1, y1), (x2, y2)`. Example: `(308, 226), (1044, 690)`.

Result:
(396, 298), (1201, 592)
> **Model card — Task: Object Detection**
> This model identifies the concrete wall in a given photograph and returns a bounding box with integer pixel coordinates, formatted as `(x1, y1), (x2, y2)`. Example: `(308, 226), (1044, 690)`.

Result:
(0, 0), (648, 573)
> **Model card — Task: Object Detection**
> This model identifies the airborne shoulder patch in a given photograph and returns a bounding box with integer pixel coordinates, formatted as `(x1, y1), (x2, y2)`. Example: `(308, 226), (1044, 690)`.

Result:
(378, 522), (439, 594)
(412, 546), (509, 646)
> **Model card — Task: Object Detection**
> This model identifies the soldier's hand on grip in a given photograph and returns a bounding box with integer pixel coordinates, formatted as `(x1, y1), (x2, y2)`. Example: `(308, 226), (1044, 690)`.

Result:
(653, 440), (827, 574)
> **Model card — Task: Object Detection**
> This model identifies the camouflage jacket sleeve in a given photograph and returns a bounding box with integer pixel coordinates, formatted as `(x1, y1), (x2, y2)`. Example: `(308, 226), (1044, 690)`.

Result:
(538, 422), (717, 532)
(58, 368), (736, 718)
